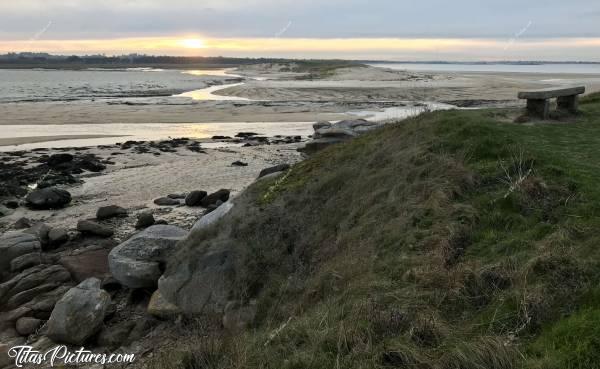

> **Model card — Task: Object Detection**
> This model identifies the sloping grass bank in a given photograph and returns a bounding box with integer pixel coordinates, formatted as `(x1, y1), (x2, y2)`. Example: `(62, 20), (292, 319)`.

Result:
(157, 94), (600, 369)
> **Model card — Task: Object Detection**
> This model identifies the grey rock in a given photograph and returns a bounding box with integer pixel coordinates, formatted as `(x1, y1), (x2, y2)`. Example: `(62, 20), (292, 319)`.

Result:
(0, 306), (31, 323)
(47, 278), (110, 345)
(313, 120), (332, 131)
(47, 153), (73, 167)
(135, 212), (155, 229)
(24, 223), (51, 248)
(108, 225), (187, 288)
(167, 193), (187, 199)
(96, 321), (136, 349)
(0, 265), (71, 309)
(298, 137), (347, 154)
(48, 228), (69, 247)
(200, 189), (230, 207)
(0, 232), (41, 271)
(77, 220), (114, 238)
(147, 290), (181, 318)
(185, 191), (207, 207)
(25, 188), (71, 210)
(0, 205), (14, 218)
(191, 201), (234, 233)
(15, 317), (42, 336)
(154, 197), (180, 206)
(13, 218), (32, 230)
(96, 205), (127, 220)
(258, 164), (290, 178)
(158, 241), (232, 314)
(10, 252), (42, 273)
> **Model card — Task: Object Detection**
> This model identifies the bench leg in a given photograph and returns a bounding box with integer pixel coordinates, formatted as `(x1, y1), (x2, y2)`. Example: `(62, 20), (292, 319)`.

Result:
(527, 99), (549, 119)
(557, 95), (579, 113)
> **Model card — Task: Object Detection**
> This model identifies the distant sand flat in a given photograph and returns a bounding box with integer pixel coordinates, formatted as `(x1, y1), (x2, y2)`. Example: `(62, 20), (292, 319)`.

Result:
(0, 134), (130, 147)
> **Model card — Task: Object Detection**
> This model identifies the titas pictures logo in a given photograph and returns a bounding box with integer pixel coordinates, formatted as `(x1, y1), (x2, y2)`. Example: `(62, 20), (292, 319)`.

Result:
(7, 345), (136, 368)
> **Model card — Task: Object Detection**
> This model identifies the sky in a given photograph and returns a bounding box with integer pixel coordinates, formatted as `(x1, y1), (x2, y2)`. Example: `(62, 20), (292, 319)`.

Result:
(1, 0), (600, 61)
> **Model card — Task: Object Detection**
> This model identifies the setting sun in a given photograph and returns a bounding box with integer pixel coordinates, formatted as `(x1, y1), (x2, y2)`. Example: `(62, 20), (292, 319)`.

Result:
(180, 38), (206, 49)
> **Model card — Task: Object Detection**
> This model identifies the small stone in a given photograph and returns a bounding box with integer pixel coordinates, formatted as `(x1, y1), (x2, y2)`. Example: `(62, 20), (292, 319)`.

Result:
(96, 205), (127, 220)
(232, 161), (248, 167)
(4, 200), (20, 209)
(185, 190), (207, 207)
(15, 317), (42, 336)
(167, 193), (187, 199)
(258, 164), (290, 178)
(48, 228), (69, 247)
(147, 290), (181, 319)
(200, 189), (230, 207)
(135, 212), (155, 229)
(153, 197), (180, 206)
(77, 220), (114, 238)
(13, 218), (32, 230)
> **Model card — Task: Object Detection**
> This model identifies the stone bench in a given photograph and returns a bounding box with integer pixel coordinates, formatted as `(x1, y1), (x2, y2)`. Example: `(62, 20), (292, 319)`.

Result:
(518, 86), (585, 119)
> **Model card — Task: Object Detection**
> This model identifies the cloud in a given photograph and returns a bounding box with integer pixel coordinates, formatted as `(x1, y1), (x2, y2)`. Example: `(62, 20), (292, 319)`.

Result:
(1, 0), (600, 40)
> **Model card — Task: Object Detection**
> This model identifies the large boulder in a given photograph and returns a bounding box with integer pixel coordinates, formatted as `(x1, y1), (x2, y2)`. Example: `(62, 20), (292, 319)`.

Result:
(0, 232), (41, 271)
(108, 225), (187, 288)
(47, 278), (110, 345)
(158, 239), (232, 314)
(191, 201), (234, 233)
(25, 188), (71, 210)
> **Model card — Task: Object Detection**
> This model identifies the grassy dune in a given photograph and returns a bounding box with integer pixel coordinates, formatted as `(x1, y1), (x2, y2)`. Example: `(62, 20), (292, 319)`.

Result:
(155, 93), (600, 369)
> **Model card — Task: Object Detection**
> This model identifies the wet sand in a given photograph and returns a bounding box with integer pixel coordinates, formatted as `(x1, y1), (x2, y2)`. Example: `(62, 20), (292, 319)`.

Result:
(2, 65), (599, 126)
(0, 134), (129, 147)
(0, 138), (305, 238)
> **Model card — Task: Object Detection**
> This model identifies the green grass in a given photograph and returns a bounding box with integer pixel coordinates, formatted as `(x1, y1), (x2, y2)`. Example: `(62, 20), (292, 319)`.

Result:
(156, 93), (600, 369)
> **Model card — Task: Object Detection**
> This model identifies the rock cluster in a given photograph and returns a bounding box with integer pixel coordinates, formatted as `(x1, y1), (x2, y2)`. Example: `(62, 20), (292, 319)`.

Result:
(299, 119), (379, 154)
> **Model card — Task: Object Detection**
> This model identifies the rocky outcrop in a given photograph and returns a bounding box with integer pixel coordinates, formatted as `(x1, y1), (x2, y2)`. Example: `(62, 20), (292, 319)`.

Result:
(108, 225), (187, 288)
(0, 264), (72, 311)
(25, 188), (72, 210)
(47, 278), (110, 345)
(0, 232), (41, 271)
(300, 119), (379, 154)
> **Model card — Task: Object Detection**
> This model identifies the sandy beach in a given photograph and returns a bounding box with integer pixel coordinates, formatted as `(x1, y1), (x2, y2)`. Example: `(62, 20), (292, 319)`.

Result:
(2, 65), (600, 129)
